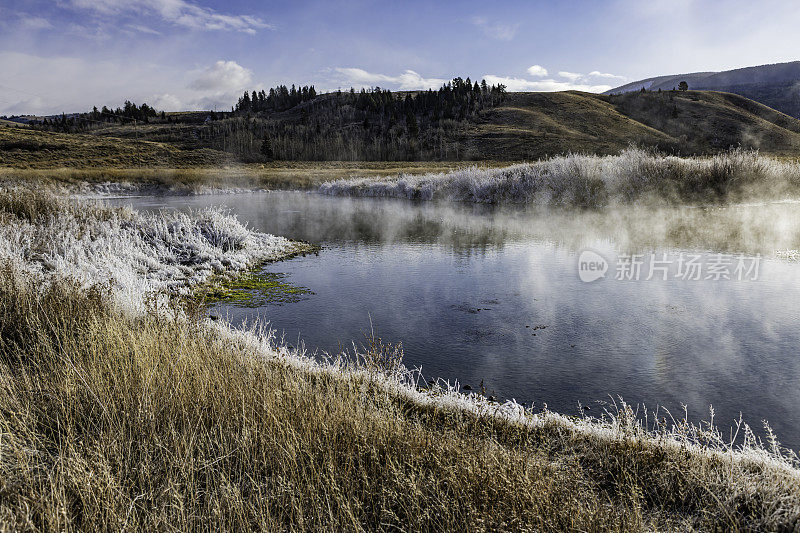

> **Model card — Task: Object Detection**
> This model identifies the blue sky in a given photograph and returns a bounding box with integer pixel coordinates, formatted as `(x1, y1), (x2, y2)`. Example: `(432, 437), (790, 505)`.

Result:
(2, 0), (800, 114)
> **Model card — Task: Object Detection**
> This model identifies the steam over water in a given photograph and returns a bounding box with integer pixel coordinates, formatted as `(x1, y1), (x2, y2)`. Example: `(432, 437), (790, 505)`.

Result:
(116, 191), (800, 451)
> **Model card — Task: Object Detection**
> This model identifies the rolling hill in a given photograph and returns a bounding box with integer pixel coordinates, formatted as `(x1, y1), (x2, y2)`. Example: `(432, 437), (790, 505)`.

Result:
(0, 126), (232, 168)
(4, 89), (800, 167)
(606, 61), (800, 118)
(422, 89), (800, 159)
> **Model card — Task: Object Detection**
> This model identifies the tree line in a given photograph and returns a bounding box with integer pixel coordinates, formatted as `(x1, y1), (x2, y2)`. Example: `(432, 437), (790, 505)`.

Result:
(222, 77), (508, 160)
(235, 85), (318, 113)
(234, 77), (506, 122)
(24, 77), (509, 161)
(29, 101), (167, 132)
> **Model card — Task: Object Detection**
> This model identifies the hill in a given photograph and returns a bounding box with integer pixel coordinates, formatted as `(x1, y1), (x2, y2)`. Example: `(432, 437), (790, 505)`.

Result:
(5, 89), (800, 167)
(0, 126), (232, 168)
(606, 61), (800, 118)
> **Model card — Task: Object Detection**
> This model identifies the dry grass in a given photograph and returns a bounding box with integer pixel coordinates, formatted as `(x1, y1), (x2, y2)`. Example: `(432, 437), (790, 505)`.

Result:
(322, 147), (800, 206)
(2, 269), (800, 531)
(0, 274), (619, 531)
(0, 163), (507, 194)
(0, 126), (230, 169)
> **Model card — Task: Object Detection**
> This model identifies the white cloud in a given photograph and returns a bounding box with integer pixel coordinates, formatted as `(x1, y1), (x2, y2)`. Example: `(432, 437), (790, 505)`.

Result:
(482, 74), (614, 93)
(190, 60), (252, 92)
(587, 71), (627, 81)
(471, 16), (518, 41)
(487, 69), (626, 92)
(64, 22), (111, 40)
(68, 0), (272, 34)
(334, 68), (447, 90)
(558, 71), (582, 82)
(526, 65), (548, 77)
(185, 60), (255, 111)
(0, 53), (253, 114)
(126, 24), (161, 35)
(0, 51), (171, 115)
(151, 93), (183, 111)
(18, 16), (53, 30)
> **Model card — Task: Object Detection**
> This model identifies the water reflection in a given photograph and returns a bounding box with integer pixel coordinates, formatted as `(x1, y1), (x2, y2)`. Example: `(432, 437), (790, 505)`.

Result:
(113, 192), (800, 450)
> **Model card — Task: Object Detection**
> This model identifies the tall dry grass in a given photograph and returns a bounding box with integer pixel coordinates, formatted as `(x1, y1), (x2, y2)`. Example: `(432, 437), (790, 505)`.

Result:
(3, 268), (800, 531)
(0, 161), (492, 196)
(320, 147), (800, 206)
(0, 189), (798, 531)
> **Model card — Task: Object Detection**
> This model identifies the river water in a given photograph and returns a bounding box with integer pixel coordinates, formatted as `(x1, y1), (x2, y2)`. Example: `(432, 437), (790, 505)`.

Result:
(115, 191), (800, 450)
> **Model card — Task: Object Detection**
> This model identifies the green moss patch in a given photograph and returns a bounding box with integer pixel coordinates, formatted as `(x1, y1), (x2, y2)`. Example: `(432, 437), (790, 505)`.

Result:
(202, 270), (313, 307)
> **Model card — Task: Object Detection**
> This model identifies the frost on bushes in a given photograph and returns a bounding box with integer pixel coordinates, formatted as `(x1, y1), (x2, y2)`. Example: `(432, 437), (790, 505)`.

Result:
(320, 147), (800, 206)
(0, 191), (298, 312)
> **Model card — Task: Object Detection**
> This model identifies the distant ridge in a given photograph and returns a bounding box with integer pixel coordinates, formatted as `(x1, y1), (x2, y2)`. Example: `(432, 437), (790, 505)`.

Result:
(606, 61), (800, 118)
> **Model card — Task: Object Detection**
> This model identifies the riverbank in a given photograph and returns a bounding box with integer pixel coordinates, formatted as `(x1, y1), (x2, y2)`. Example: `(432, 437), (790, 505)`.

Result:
(321, 147), (800, 206)
(0, 188), (798, 530)
(7, 148), (800, 208)
(0, 161), (503, 196)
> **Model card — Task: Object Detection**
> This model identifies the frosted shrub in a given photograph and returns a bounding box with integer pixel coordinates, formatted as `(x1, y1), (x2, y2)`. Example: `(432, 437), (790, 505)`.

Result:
(0, 189), (301, 312)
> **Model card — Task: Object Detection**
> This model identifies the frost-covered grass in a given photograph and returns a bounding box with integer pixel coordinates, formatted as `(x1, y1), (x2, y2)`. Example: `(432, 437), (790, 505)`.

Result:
(0, 161), (486, 196)
(320, 147), (800, 206)
(0, 190), (799, 531)
(0, 188), (306, 312)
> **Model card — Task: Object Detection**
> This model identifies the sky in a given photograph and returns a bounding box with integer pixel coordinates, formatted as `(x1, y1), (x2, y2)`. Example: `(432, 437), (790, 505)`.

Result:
(2, 0), (800, 115)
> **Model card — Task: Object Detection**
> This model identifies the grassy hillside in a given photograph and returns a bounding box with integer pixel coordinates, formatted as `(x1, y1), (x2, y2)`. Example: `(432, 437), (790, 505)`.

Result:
(424, 90), (800, 159)
(5, 89), (800, 167)
(599, 90), (800, 154)
(0, 126), (232, 168)
(460, 91), (675, 159)
(606, 61), (800, 118)
(712, 81), (800, 120)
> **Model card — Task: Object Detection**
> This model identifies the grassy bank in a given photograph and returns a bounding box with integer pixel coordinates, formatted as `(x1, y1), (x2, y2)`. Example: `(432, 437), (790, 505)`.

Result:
(0, 189), (798, 530)
(321, 147), (800, 206)
(6, 271), (800, 531)
(0, 162), (505, 195)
